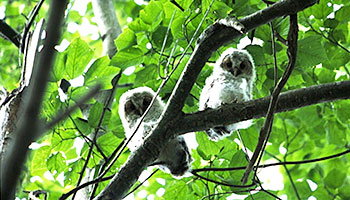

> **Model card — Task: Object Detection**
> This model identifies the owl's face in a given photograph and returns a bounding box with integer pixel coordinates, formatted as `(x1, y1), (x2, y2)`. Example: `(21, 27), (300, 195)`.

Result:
(119, 87), (164, 128)
(216, 48), (255, 80)
(124, 93), (152, 123)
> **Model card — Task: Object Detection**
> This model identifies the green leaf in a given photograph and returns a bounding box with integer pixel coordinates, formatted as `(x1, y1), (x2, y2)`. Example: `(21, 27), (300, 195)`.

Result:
(128, 18), (151, 32)
(325, 120), (346, 145)
(324, 18), (339, 29)
(335, 5), (350, 22)
(296, 106), (321, 128)
(115, 28), (137, 51)
(135, 64), (158, 86)
(163, 181), (195, 200)
(97, 132), (122, 155)
(324, 168), (346, 189)
(296, 36), (328, 68)
(245, 45), (265, 66)
(228, 151), (249, 181)
(335, 101), (350, 124)
(84, 56), (120, 89)
(305, 0), (332, 19)
(151, 26), (173, 49)
(171, 16), (186, 40)
(31, 146), (51, 176)
(74, 117), (91, 134)
(315, 68), (336, 83)
(244, 191), (276, 200)
(51, 50), (68, 82)
(70, 86), (94, 104)
(285, 180), (312, 199)
(111, 47), (145, 69)
(339, 184), (350, 199)
(65, 38), (94, 80)
(196, 132), (221, 159)
(322, 42), (350, 69)
(140, 1), (163, 30)
(47, 152), (67, 173)
(255, 24), (271, 42)
(88, 102), (104, 128)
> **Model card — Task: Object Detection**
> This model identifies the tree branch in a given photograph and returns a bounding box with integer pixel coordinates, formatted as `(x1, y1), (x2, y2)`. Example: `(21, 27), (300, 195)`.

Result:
(94, 0), (318, 199)
(179, 81), (350, 134)
(0, 19), (21, 48)
(0, 1), (68, 199)
(192, 149), (350, 172)
(241, 14), (298, 184)
(91, 0), (121, 58)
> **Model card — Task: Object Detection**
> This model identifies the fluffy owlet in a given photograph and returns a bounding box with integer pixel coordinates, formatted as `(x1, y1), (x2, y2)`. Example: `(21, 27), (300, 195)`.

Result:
(119, 87), (192, 176)
(199, 48), (256, 140)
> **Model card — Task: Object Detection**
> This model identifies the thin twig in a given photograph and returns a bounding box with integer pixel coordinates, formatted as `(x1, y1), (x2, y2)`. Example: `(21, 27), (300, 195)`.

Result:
(68, 115), (108, 161)
(200, 191), (237, 200)
(45, 85), (101, 131)
(270, 22), (278, 86)
(59, 175), (114, 200)
(170, 0), (184, 12)
(90, 138), (126, 199)
(123, 169), (159, 198)
(72, 73), (122, 199)
(261, 188), (282, 200)
(20, 0), (45, 53)
(266, 152), (301, 200)
(191, 171), (256, 188)
(236, 130), (251, 162)
(274, 32), (287, 45)
(193, 149), (350, 173)
(158, 10), (176, 79)
(241, 14), (298, 184)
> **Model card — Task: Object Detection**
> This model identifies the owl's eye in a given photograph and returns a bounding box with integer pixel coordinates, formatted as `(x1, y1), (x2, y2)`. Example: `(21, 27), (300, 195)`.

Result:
(225, 60), (232, 68)
(240, 62), (246, 69)
(221, 56), (232, 70)
(143, 96), (152, 107)
(125, 101), (135, 112)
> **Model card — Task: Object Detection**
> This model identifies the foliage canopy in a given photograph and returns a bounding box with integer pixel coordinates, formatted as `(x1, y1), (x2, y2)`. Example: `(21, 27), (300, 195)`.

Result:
(1, 0), (350, 199)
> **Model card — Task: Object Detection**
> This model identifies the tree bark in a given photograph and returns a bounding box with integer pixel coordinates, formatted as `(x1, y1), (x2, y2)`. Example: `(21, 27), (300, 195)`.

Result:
(92, 0), (121, 58)
(73, 1), (122, 199)
(179, 81), (350, 134)
(0, 1), (68, 199)
(94, 0), (319, 199)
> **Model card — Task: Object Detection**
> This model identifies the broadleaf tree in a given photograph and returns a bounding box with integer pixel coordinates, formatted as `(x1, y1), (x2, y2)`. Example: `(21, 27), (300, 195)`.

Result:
(1, 0), (350, 200)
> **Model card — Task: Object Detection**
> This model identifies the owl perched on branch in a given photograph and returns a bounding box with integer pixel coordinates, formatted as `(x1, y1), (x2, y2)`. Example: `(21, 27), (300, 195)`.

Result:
(119, 87), (192, 177)
(199, 48), (256, 141)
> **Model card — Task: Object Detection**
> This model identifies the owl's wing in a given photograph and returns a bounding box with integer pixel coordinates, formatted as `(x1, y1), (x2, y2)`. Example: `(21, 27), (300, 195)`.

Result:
(153, 136), (192, 177)
(199, 75), (216, 110)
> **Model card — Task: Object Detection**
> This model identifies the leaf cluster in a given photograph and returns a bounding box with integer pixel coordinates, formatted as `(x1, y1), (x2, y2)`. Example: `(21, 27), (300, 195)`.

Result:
(1, 0), (350, 199)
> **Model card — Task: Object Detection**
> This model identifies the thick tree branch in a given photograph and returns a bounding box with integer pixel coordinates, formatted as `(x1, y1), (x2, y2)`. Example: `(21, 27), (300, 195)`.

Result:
(94, 0), (318, 199)
(0, 1), (68, 199)
(92, 0), (121, 58)
(179, 81), (350, 134)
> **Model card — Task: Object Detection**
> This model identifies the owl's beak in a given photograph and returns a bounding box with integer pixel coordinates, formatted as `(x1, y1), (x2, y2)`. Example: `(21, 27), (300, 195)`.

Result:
(138, 108), (144, 116)
(230, 67), (242, 77)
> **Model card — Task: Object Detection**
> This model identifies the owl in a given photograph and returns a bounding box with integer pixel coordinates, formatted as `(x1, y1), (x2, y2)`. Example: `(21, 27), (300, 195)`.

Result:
(199, 48), (256, 141)
(118, 87), (192, 177)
